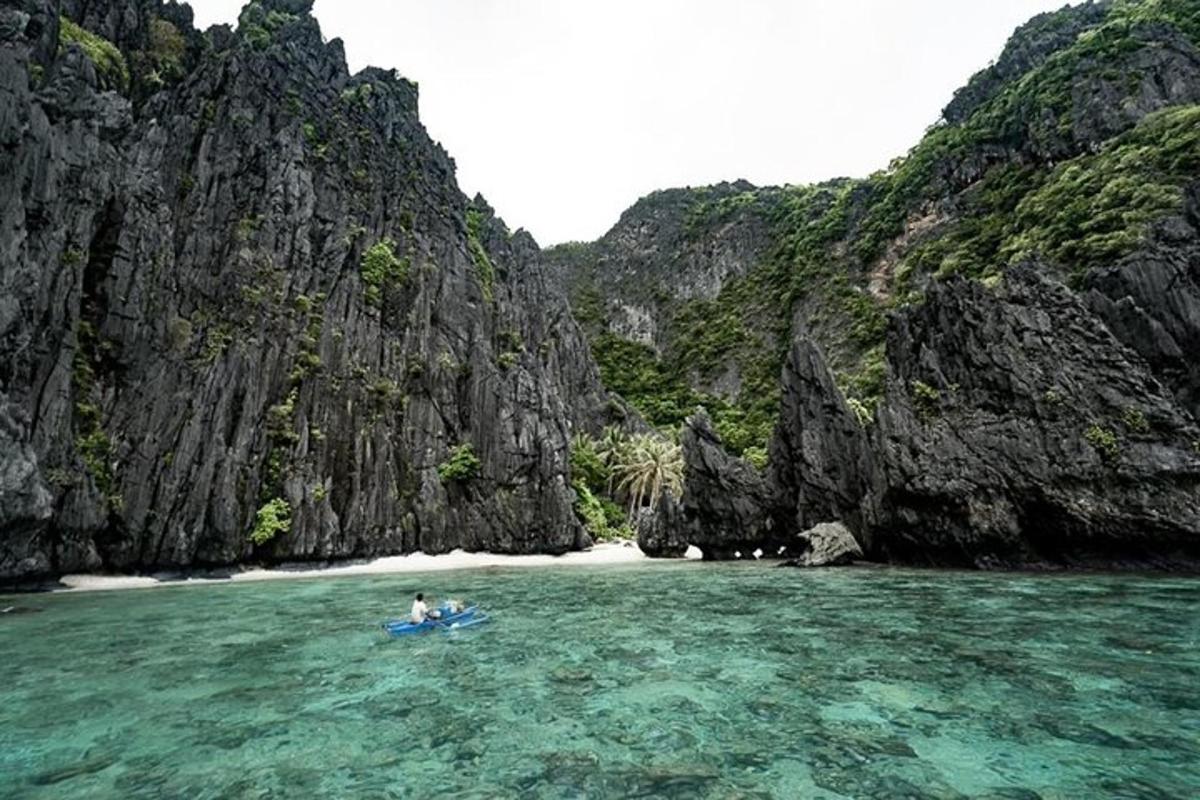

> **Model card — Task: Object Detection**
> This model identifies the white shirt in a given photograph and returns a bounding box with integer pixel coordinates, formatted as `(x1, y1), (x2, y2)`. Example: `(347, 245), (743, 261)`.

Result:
(410, 599), (428, 623)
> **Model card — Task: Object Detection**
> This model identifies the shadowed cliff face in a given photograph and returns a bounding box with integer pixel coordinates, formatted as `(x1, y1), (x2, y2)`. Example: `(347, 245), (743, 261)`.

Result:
(667, 264), (1200, 570)
(863, 266), (1200, 568)
(0, 0), (611, 580)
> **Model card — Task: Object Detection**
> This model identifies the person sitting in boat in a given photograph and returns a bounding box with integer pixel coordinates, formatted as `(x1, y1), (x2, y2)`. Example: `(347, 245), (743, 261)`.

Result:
(446, 598), (464, 614)
(410, 593), (441, 623)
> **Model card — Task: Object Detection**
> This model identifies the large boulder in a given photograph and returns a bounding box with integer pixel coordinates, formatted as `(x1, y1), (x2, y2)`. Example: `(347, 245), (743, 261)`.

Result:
(635, 493), (687, 558)
(786, 522), (863, 567)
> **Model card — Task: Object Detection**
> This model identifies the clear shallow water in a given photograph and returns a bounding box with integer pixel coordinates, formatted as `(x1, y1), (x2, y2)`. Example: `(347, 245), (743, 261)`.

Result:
(2, 564), (1199, 799)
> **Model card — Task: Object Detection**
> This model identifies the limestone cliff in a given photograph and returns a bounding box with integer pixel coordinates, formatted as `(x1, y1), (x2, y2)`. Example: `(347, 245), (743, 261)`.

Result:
(5, 0), (1200, 578)
(0, 0), (611, 581)
(583, 0), (1200, 568)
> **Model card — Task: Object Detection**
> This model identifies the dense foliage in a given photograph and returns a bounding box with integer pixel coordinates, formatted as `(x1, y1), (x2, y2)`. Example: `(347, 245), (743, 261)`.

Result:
(568, 428), (682, 540)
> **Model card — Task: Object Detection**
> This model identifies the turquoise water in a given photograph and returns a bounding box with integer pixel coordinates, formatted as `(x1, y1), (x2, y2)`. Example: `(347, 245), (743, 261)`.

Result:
(2, 564), (1199, 799)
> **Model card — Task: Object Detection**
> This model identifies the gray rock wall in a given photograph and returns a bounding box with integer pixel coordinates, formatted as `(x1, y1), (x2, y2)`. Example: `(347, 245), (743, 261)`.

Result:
(0, 0), (610, 580)
(669, 265), (1200, 570)
(864, 266), (1200, 568)
(572, 0), (1200, 571)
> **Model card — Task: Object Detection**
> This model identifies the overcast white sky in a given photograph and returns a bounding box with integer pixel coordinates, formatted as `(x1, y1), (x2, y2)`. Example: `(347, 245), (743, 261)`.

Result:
(188, 0), (1070, 245)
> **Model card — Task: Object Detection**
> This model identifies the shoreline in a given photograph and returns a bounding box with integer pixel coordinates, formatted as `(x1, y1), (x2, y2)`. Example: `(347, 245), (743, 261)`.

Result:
(36, 542), (705, 594)
(7, 549), (1199, 597)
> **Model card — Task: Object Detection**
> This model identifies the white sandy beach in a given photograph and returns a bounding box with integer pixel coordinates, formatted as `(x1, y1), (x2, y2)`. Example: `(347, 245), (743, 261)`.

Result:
(54, 542), (704, 593)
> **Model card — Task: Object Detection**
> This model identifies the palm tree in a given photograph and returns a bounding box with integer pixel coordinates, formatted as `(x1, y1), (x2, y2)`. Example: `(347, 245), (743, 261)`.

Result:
(570, 432), (606, 491)
(570, 432), (594, 457)
(594, 425), (627, 492)
(614, 434), (683, 517)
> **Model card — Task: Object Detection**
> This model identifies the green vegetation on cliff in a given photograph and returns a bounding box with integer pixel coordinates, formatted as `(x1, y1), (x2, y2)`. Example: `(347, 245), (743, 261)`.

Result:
(901, 105), (1200, 286)
(250, 498), (292, 545)
(1003, 106), (1200, 272)
(578, 179), (887, 447)
(860, 0), (1200, 265)
(438, 444), (481, 482)
(566, 0), (1200, 449)
(59, 16), (129, 91)
(144, 18), (186, 83)
(466, 208), (496, 302)
(72, 321), (122, 511)
(360, 239), (409, 306)
(588, 330), (778, 455)
(237, 2), (299, 50)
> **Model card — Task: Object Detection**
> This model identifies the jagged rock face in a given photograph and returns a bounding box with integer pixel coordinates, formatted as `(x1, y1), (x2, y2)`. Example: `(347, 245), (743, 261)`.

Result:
(942, 2), (1111, 125)
(863, 266), (1200, 568)
(546, 180), (776, 396)
(671, 265), (1200, 569)
(0, 0), (609, 580)
(1083, 185), (1200, 421)
(550, 180), (770, 321)
(0, 404), (58, 576)
(768, 339), (872, 534)
(661, 337), (873, 561)
(671, 410), (782, 560)
(1042, 24), (1200, 159)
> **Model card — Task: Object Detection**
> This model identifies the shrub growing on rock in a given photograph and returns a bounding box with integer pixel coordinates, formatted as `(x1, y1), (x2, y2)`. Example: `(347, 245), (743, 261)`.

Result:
(250, 498), (291, 545)
(438, 444), (480, 482)
(360, 239), (408, 306)
(1085, 424), (1119, 460)
(59, 17), (129, 91)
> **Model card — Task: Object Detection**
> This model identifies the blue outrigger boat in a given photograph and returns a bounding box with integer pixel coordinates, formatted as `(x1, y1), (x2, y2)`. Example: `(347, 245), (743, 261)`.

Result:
(381, 604), (490, 637)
